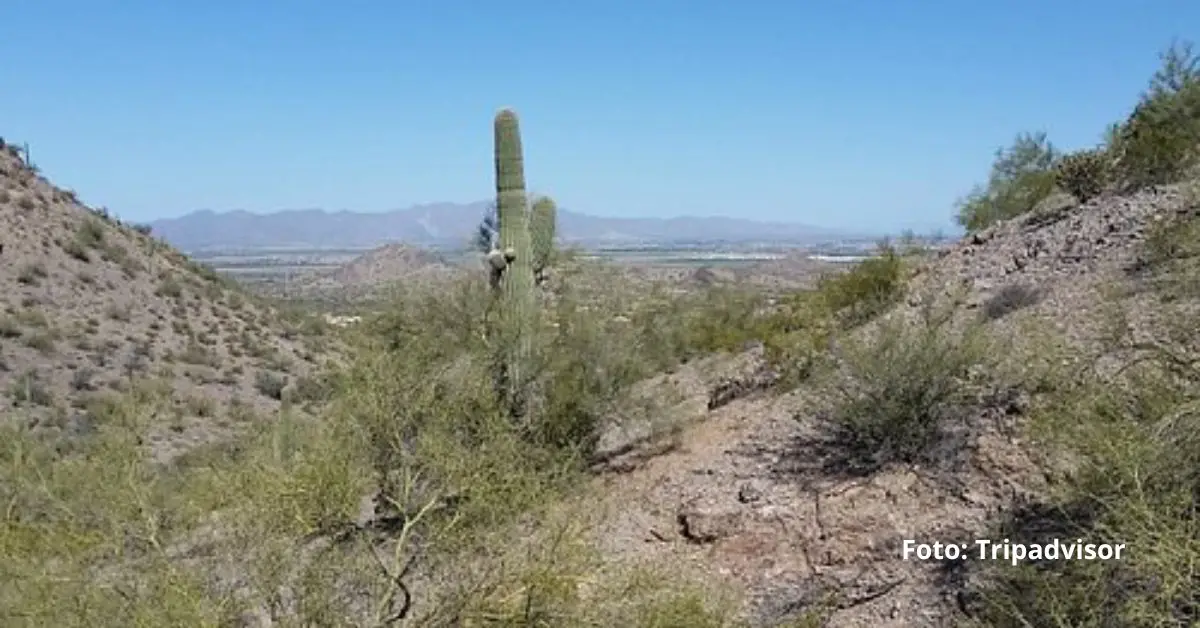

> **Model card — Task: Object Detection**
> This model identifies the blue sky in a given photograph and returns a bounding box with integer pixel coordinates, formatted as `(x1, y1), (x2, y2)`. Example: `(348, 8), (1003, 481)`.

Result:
(2, 1), (1197, 233)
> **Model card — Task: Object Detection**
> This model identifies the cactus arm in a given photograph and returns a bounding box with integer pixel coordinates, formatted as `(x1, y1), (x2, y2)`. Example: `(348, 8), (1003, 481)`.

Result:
(530, 196), (557, 281)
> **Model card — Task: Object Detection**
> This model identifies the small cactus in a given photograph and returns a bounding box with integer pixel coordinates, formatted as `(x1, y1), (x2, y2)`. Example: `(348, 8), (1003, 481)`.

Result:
(530, 196), (557, 284)
(1054, 149), (1109, 203)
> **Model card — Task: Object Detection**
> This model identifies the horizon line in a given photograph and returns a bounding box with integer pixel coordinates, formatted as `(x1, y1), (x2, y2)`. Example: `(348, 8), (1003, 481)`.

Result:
(154, 203), (944, 232)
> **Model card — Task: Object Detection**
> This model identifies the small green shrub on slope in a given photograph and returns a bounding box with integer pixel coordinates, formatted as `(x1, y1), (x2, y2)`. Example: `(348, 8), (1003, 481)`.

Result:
(955, 131), (1061, 233)
(819, 303), (991, 474)
(816, 243), (905, 328)
(1055, 148), (1110, 203)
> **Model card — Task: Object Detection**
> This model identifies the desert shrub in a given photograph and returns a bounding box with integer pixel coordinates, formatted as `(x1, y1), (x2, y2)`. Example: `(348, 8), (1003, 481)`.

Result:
(155, 277), (183, 299)
(23, 332), (56, 354)
(816, 243), (905, 328)
(758, 290), (838, 386)
(967, 220), (1200, 626)
(956, 132), (1061, 233)
(1132, 184), (1200, 297)
(254, 370), (287, 400)
(15, 262), (47, 285)
(971, 335), (1200, 625)
(622, 288), (701, 366)
(1143, 212), (1200, 268)
(352, 276), (638, 527)
(0, 316), (20, 338)
(0, 365), (742, 627)
(980, 282), (1043, 321)
(187, 259), (231, 287)
(0, 395), (239, 627)
(286, 371), (336, 406)
(9, 370), (53, 406)
(0, 262), (795, 624)
(607, 280), (775, 369)
(670, 286), (773, 357)
(75, 218), (105, 249)
(62, 239), (90, 262)
(819, 305), (990, 474)
(1110, 41), (1200, 191)
(1054, 148), (1110, 202)
(413, 509), (745, 626)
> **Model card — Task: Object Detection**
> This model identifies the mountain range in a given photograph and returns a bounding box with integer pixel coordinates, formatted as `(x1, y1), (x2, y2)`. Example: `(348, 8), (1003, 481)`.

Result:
(147, 202), (868, 252)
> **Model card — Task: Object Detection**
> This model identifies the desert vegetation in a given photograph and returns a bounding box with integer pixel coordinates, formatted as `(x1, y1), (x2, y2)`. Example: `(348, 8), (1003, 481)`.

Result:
(1, 39), (1199, 627)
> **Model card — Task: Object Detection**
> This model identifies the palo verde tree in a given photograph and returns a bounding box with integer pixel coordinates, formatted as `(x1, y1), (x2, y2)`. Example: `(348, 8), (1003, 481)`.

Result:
(955, 131), (1061, 233)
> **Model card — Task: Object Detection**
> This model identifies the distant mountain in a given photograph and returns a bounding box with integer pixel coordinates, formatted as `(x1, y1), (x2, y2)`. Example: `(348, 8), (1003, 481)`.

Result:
(148, 202), (864, 252)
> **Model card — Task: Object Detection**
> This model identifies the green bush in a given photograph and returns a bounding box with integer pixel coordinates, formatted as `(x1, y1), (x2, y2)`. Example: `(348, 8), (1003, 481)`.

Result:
(1110, 41), (1200, 191)
(0, 264), (749, 625)
(955, 132), (1061, 233)
(816, 243), (905, 328)
(972, 342), (1200, 626)
(820, 305), (990, 473)
(672, 287), (772, 355)
(1133, 184), (1200, 297)
(1055, 148), (1110, 202)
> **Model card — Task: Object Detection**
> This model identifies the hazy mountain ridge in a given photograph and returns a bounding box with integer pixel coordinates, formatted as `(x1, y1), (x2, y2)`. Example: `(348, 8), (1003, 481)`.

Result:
(148, 203), (864, 251)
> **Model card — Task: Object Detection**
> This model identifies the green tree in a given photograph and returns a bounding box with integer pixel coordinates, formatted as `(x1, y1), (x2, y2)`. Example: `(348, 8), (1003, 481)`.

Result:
(955, 131), (1060, 233)
(1111, 40), (1200, 189)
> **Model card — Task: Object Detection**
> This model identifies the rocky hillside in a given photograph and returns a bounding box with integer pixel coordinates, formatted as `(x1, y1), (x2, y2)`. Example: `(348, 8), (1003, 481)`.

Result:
(0, 141), (337, 463)
(580, 181), (1199, 626)
(289, 242), (462, 301)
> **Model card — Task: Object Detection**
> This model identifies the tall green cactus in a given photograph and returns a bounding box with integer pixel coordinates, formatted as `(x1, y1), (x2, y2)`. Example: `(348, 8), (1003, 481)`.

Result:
(493, 109), (535, 415)
(530, 196), (557, 282)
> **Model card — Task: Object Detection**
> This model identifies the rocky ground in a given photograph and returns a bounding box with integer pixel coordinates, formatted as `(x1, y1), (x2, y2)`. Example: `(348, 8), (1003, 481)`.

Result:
(0, 143), (340, 464)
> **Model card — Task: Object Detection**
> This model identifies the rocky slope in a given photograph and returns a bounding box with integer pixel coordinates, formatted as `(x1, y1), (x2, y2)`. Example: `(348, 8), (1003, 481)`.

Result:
(288, 242), (463, 301)
(579, 181), (1199, 626)
(0, 142), (337, 463)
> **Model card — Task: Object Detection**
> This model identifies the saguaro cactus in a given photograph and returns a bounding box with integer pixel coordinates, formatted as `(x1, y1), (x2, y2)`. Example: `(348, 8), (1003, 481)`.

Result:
(530, 196), (557, 284)
(493, 109), (535, 415)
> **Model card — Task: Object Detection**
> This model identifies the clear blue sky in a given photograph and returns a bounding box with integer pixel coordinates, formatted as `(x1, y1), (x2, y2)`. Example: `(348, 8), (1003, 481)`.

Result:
(2, 1), (1197, 233)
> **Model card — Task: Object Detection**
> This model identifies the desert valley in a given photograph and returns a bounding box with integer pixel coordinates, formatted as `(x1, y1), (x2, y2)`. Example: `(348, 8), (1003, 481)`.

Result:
(3, 38), (1200, 628)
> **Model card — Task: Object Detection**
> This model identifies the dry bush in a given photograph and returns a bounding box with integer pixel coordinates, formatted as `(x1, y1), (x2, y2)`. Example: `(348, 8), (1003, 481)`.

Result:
(816, 303), (992, 475)
(980, 282), (1043, 321)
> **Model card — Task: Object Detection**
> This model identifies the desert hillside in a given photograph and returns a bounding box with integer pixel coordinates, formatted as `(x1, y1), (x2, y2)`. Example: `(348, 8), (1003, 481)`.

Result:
(0, 141), (339, 463)
(2, 40), (1199, 628)
(286, 242), (463, 302)
(578, 179), (1200, 626)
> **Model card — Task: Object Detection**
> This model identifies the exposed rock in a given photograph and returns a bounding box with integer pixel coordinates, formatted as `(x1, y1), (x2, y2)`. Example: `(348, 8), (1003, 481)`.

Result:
(677, 499), (742, 544)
